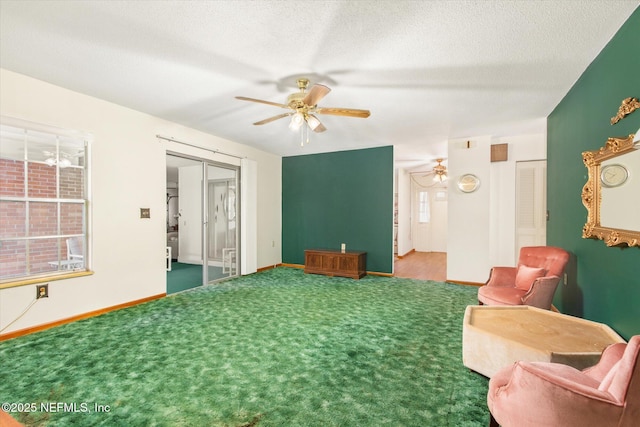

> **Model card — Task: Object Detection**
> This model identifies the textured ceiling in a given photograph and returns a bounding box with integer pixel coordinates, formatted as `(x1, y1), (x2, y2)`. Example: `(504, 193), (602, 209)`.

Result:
(1, 0), (637, 169)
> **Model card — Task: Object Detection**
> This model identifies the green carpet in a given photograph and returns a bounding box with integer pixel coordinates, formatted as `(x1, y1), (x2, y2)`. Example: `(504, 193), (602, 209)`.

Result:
(167, 263), (227, 294)
(167, 262), (203, 294)
(0, 268), (489, 426)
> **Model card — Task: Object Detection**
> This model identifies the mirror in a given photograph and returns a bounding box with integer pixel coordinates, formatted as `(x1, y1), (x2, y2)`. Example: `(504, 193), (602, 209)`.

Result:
(582, 134), (639, 247)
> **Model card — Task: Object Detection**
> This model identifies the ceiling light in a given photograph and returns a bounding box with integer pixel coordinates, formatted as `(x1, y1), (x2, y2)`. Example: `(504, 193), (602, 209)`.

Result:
(289, 112), (304, 131)
(433, 173), (448, 183)
(306, 115), (321, 131)
(432, 158), (447, 183)
(44, 155), (72, 168)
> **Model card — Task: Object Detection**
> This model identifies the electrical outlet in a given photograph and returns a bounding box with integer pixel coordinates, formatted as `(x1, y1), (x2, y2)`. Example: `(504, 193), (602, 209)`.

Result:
(140, 208), (151, 219)
(37, 284), (48, 299)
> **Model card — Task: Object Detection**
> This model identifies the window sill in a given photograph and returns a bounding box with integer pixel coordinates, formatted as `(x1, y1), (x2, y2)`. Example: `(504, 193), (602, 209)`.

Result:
(0, 270), (94, 289)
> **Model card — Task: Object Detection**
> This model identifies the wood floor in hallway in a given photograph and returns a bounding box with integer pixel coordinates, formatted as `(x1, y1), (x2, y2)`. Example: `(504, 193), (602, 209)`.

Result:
(394, 251), (447, 282)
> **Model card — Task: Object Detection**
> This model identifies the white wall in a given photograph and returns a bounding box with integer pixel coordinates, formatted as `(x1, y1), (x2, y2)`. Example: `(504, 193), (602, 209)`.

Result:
(0, 69), (281, 335)
(600, 149), (640, 231)
(489, 134), (546, 267)
(447, 133), (546, 283)
(447, 137), (492, 282)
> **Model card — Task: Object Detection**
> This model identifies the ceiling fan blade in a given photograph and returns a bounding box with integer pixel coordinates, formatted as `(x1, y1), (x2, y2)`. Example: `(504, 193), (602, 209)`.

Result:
(303, 84), (331, 106)
(235, 96), (288, 109)
(316, 107), (371, 118)
(253, 112), (292, 125)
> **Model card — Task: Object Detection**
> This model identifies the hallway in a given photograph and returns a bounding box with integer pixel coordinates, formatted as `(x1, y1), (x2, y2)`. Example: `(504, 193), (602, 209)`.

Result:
(394, 251), (447, 282)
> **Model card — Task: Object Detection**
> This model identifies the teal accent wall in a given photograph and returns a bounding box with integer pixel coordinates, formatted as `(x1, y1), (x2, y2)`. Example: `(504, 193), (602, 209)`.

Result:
(547, 7), (640, 340)
(282, 146), (394, 273)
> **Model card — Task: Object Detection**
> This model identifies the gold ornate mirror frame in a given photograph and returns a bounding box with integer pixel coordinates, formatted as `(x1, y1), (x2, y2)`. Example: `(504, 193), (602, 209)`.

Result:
(582, 134), (639, 247)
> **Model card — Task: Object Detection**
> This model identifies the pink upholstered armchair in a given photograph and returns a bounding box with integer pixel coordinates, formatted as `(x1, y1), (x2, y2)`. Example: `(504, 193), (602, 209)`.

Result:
(477, 246), (569, 310)
(487, 335), (640, 427)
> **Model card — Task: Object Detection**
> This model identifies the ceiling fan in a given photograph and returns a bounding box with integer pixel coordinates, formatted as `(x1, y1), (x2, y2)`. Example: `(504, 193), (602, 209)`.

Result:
(411, 158), (448, 183)
(235, 78), (370, 133)
(431, 158), (448, 182)
(42, 150), (82, 168)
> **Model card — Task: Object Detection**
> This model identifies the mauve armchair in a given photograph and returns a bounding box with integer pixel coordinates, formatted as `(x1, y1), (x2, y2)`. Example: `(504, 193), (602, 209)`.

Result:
(487, 335), (640, 427)
(477, 246), (569, 310)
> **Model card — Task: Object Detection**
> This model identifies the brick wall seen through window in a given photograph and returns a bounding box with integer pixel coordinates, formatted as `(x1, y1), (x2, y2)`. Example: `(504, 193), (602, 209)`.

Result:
(0, 118), (89, 282)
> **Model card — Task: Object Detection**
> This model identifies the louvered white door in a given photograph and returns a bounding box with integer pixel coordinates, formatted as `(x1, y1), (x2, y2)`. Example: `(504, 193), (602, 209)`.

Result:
(516, 160), (547, 254)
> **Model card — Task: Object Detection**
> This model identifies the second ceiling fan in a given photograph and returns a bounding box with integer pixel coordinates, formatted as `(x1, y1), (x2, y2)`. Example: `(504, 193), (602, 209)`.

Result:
(236, 78), (370, 133)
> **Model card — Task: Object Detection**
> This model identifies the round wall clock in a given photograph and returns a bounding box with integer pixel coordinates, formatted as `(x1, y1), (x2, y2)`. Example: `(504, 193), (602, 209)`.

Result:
(600, 164), (628, 188)
(457, 174), (480, 193)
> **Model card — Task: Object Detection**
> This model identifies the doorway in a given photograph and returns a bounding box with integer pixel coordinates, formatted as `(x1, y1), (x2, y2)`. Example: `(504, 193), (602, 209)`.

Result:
(166, 154), (239, 294)
(395, 172), (448, 281)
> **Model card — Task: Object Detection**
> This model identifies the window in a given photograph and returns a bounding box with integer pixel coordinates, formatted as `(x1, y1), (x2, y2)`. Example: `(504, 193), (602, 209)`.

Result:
(0, 117), (90, 284)
(418, 191), (430, 223)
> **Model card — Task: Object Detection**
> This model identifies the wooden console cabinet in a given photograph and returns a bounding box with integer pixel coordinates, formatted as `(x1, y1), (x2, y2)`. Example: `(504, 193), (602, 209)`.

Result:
(304, 249), (367, 279)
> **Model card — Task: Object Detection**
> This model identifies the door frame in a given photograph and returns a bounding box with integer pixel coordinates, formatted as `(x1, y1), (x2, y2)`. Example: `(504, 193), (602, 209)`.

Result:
(166, 151), (240, 288)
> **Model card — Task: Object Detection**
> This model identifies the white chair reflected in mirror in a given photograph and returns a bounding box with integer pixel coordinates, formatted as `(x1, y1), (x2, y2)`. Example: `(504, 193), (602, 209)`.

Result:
(222, 248), (236, 275)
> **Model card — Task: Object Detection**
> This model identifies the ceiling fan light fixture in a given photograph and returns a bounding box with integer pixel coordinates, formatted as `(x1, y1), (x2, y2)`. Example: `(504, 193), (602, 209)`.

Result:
(306, 114), (321, 131)
(433, 173), (448, 183)
(45, 157), (57, 167)
(289, 112), (304, 131)
(432, 158), (447, 183)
